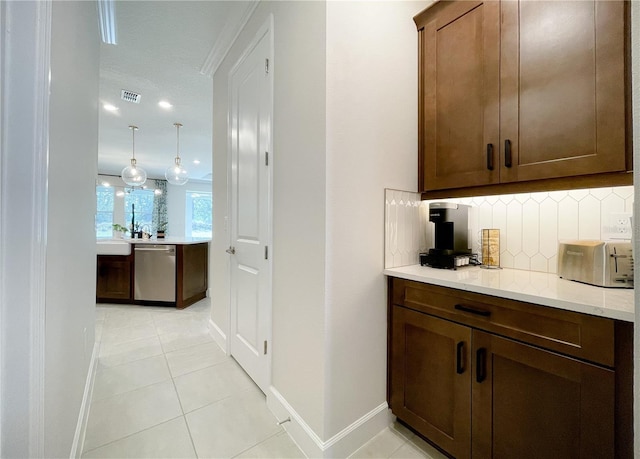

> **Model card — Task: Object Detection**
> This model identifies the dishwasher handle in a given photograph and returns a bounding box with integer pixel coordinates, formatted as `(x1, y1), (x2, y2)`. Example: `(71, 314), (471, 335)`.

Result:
(135, 246), (175, 254)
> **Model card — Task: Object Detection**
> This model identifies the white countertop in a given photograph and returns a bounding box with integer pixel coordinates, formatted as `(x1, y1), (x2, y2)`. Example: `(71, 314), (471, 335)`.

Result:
(128, 237), (210, 245)
(98, 237), (210, 245)
(384, 264), (635, 322)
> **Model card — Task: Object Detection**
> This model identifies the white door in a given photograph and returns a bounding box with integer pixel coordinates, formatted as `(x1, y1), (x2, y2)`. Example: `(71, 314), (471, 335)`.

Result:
(228, 21), (272, 394)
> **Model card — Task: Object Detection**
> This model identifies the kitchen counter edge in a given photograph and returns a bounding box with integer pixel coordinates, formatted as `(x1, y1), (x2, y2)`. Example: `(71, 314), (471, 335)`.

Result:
(384, 265), (634, 323)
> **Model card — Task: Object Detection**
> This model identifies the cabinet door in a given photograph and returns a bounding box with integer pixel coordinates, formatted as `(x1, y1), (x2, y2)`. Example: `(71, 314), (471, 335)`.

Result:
(417, 1), (500, 191)
(97, 255), (132, 300)
(472, 331), (615, 458)
(390, 305), (472, 459)
(500, 0), (627, 183)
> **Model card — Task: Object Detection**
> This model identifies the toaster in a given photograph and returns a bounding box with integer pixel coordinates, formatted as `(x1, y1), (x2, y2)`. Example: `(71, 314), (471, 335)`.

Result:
(557, 240), (633, 288)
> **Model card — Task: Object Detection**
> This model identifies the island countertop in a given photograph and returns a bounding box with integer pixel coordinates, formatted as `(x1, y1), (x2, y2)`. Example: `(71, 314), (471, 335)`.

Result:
(384, 264), (634, 322)
(128, 237), (210, 245)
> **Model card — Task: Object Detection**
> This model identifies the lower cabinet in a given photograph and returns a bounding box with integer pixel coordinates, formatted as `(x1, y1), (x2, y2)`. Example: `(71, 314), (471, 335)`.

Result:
(391, 307), (472, 458)
(96, 254), (133, 302)
(388, 278), (632, 459)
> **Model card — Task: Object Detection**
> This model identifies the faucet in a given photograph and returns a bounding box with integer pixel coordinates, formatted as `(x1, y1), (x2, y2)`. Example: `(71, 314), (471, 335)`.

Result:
(131, 203), (135, 238)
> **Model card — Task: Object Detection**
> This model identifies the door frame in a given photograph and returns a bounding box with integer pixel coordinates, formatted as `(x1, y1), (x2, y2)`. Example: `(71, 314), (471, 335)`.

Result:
(226, 14), (274, 389)
(0, 1), (50, 456)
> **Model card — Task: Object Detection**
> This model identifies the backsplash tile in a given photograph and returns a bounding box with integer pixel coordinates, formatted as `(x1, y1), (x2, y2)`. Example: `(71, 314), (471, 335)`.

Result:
(384, 190), (429, 269)
(385, 186), (634, 273)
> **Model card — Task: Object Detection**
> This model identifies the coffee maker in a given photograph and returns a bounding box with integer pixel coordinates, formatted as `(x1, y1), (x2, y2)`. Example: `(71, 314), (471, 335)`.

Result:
(421, 202), (473, 269)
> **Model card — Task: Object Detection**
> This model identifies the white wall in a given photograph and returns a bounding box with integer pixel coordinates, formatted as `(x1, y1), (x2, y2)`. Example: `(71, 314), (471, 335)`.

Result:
(324, 0), (427, 439)
(0, 2), (99, 457)
(45, 2), (99, 456)
(167, 180), (212, 238)
(211, 0), (328, 439)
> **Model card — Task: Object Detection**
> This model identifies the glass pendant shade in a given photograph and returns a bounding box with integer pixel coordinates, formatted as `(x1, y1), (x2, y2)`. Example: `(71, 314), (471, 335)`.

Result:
(166, 122), (189, 185)
(165, 158), (188, 185)
(121, 125), (147, 187)
(122, 159), (148, 186)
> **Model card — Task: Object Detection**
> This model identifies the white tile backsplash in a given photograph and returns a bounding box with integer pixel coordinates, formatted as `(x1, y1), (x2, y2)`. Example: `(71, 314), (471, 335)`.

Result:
(384, 186), (634, 273)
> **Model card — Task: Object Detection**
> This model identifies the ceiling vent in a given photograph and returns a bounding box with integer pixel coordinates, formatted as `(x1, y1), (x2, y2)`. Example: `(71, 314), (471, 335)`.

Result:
(121, 90), (142, 104)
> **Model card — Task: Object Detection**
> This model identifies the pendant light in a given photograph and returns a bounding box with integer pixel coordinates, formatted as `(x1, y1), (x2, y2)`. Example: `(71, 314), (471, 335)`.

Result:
(121, 125), (147, 186)
(165, 122), (189, 185)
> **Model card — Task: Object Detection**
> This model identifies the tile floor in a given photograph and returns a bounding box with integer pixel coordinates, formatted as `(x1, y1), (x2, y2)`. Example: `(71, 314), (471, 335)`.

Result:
(84, 299), (446, 459)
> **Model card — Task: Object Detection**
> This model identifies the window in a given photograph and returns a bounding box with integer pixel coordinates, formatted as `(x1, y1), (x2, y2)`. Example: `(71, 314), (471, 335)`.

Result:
(186, 191), (212, 238)
(124, 188), (155, 233)
(96, 186), (115, 238)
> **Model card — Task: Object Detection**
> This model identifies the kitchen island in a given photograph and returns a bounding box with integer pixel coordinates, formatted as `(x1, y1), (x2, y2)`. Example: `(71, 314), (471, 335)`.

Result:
(96, 237), (210, 309)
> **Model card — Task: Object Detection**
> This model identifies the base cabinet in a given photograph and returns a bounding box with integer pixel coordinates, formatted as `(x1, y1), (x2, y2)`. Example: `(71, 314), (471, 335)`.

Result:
(472, 331), (614, 459)
(388, 278), (632, 458)
(392, 306), (472, 458)
(96, 254), (133, 302)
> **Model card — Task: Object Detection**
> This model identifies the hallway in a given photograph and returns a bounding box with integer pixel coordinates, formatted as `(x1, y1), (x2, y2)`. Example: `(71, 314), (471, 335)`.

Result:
(83, 300), (445, 458)
(83, 300), (302, 458)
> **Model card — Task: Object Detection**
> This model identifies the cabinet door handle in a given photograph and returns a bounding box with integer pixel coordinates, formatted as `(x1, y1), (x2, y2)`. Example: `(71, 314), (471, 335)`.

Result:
(476, 348), (487, 383)
(455, 304), (491, 317)
(456, 341), (465, 374)
(504, 139), (512, 168)
(486, 143), (494, 171)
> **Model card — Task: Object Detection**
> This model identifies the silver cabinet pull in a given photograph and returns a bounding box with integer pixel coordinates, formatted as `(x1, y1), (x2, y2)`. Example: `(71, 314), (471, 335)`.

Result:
(226, 247), (236, 255)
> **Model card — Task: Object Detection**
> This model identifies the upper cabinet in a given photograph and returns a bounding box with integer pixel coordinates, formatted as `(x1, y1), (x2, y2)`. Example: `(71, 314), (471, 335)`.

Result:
(414, 0), (631, 196)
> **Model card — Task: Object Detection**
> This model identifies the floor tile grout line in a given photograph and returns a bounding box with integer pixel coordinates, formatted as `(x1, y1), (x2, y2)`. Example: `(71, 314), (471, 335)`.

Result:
(162, 331), (201, 458)
(168, 356), (233, 380)
(80, 414), (186, 456)
(230, 429), (285, 459)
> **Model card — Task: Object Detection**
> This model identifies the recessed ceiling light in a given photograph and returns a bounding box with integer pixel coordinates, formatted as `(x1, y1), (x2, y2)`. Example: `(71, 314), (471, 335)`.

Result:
(101, 181), (111, 187)
(158, 101), (173, 109)
(193, 159), (200, 165)
(103, 103), (119, 112)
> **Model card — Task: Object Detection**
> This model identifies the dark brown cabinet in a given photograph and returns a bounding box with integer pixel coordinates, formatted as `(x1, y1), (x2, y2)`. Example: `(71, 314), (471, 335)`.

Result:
(96, 254), (133, 302)
(176, 242), (208, 309)
(388, 278), (633, 458)
(391, 305), (472, 458)
(414, 0), (631, 196)
(472, 331), (614, 459)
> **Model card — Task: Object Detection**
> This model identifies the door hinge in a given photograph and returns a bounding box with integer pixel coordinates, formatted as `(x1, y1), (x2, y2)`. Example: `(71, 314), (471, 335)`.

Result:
(264, 340), (268, 355)
(265, 246), (269, 260)
(265, 151), (269, 166)
(265, 58), (269, 74)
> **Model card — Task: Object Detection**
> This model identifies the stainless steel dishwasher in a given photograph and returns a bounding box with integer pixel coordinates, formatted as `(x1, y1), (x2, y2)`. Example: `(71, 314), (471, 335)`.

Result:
(134, 244), (176, 302)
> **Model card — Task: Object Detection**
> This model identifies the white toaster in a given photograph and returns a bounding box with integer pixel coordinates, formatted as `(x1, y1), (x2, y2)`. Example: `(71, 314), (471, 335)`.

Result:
(557, 240), (633, 288)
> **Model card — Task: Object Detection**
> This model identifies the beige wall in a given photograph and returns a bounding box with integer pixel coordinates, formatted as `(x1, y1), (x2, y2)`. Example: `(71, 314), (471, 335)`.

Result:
(46, 1), (99, 456)
(324, 1), (428, 438)
(211, 0), (328, 438)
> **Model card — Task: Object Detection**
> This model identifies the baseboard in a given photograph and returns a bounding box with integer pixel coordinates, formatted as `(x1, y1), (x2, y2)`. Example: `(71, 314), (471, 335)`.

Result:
(208, 318), (228, 353)
(267, 386), (392, 458)
(69, 342), (98, 458)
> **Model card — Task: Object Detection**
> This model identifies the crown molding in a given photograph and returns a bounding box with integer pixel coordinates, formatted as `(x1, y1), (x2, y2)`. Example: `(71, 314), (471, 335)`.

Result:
(199, 0), (259, 78)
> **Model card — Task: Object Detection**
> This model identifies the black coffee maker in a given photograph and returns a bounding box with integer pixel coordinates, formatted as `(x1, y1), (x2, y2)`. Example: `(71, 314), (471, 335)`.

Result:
(421, 202), (472, 269)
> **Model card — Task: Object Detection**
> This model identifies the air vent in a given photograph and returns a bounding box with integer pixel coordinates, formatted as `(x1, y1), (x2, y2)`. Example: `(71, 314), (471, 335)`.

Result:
(121, 90), (142, 104)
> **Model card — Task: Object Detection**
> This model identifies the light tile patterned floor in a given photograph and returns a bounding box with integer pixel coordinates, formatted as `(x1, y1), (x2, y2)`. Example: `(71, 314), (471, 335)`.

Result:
(85, 299), (447, 459)
(84, 299), (302, 458)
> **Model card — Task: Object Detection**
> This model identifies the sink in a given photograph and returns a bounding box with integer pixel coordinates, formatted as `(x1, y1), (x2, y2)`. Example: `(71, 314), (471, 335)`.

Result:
(97, 239), (131, 256)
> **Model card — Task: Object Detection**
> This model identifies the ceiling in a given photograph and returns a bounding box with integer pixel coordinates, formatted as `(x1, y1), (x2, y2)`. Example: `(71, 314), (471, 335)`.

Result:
(98, 1), (251, 182)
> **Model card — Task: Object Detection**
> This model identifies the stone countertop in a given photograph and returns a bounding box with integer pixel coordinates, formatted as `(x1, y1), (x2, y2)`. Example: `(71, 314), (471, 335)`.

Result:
(128, 237), (210, 245)
(98, 237), (210, 245)
(384, 264), (634, 322)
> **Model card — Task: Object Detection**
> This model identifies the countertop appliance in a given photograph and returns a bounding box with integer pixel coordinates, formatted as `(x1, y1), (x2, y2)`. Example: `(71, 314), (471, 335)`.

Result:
(421, 202), (473, 269)
(557, 240), (633, 288)
(134, 244), (176, 301)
